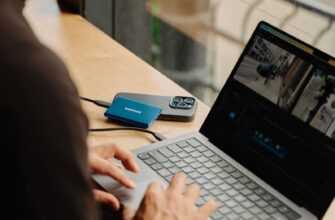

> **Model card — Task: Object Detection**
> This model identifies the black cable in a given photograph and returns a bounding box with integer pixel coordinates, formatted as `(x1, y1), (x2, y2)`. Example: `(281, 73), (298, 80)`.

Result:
(89, 127), (167, 142)
(80, 96), (111, 108)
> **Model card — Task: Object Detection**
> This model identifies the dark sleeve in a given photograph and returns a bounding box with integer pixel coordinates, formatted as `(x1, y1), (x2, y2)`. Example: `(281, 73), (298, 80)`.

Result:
(10, 45), (99, 220)
(57, 0), (81, 13)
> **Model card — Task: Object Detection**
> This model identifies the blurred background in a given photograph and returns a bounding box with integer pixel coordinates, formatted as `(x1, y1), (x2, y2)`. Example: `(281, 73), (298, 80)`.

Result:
(83, 0), (335, 106)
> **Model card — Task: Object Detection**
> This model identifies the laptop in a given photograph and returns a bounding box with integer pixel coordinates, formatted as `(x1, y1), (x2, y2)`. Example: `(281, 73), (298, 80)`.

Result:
(94, 21), (335, 220)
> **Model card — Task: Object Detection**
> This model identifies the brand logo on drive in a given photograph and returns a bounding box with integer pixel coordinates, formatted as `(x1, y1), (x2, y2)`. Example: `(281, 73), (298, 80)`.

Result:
(125, 107), (142, 114)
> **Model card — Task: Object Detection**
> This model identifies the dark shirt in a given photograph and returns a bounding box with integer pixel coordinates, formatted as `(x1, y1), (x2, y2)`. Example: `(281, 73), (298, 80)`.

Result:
(1, 1), (98, 219)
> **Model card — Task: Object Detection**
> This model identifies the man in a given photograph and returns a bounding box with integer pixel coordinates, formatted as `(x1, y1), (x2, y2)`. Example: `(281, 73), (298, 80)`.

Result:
(3, 0), (216, 220)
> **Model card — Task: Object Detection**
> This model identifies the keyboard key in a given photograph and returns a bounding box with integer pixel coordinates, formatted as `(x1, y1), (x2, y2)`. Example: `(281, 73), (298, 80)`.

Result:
(248, 194), (261, 202)
(219, 207), (232, 214)
(168, 144), (182, 153)
(144, 158), (156, 165)
(169, 167), (180, 174)
(270, 200), (281, 208)
(138, 152), (150, 160)
(197, 145), (208, 152)
(279, 206), (289, 213)
(210, 188), (223, 196)
(241, 188), (253, 196)
(271, 212), (289, 220)
(223, 166), (236, 173)
(158, 169), (171, 177)
(225, 200), (238, 208)
(204, 172), (216, 180)
(249, 206), (262, 214)
(264, 206), (276, 214)
(234, 194), (247, 202)
(190, 151), (202, 158)
(261, 193), (274, 202)
(159, 148), (174, 157)
(198, 167), (210, 174)
(256, 200), (269, 208)
(217, 160), (228, 167)
(241, 211), (254, 219)
(225, 177), (238, 185)
(226, 212), (239, 220)
(241, 200), (254, 209)
(176, 161), (187, 168)
(218, 193), (230, 202)
(210, 155), (221, 162)
(151, 163), (163, 170)
(246, 182), (257, 190)
(149, 151), (168, 162)
(233, 183), (245, 190)
(233, 205), (245, 214)
(219, 183), (232, 191)
(217, 173), (229, 182)
(187, 138), (201, 147)
(204, 161), (216, 168)
(189, 171), (201, 179)
(203, 150), (215, 157)
(182, 166), (194, 173)
(169, 156), (180, 163)
(196, 177), (208, 184)
(177, 141), (188, 147)
(203, 183), (215, 191)
(184, 146), (195, 153)
(226, 189), (238, 197)
(212, 177), (224, 185)
(197, 156), (209, 163)
(184, 157), (196, 163)
(286, 211), (301, 219)
(191, 162), (202, 169)
(231, 171), (243, 179)
(162, 161), (174, 168)
(212, 166), (223, 174)
(258, 212), (271, 220)
(178, 151), (188, 158)
(239, 176), (251, 184)
(255, 188), (266, 196)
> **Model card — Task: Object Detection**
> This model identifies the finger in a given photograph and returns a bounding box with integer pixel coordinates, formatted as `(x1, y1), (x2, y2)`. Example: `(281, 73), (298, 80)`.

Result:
(93, 189), (120, 210)
(122, 206), (136, 220)
(146, 181), (162, 195)
(91, 156), (136, 188)
(167, 173), (186, 193)
(184, 184), (200, 202)
(198, 199), (217, 218)
(113, 145), (140, 173)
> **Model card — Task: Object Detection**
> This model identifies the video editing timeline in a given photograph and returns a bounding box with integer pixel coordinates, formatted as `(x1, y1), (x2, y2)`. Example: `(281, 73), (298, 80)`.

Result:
(234, 35), (335, 140)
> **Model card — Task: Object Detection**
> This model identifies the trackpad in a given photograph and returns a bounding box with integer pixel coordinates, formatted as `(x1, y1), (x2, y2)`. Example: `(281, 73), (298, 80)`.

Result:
(92, 174), (159, 210)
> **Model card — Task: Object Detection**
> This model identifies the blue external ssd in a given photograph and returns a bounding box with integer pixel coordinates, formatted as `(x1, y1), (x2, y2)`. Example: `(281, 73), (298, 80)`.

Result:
(104, 96), (161, 128)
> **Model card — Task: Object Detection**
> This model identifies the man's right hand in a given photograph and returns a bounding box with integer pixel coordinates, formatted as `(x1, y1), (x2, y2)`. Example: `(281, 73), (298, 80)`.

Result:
(133, 173), (217, 220)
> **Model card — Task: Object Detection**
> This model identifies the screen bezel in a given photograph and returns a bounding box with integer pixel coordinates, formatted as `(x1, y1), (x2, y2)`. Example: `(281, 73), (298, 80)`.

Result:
(200, 21), (335, 217)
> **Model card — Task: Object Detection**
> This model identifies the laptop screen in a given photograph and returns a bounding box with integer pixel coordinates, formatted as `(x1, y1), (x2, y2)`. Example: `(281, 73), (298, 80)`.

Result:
(201, 22), (335, 217)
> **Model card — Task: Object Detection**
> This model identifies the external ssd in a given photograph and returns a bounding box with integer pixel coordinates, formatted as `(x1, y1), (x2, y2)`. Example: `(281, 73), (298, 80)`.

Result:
(104, 96), (161, 128)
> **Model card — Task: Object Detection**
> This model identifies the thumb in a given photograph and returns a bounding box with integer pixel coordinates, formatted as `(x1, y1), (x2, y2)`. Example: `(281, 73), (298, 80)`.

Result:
(93, 189), (120, 210)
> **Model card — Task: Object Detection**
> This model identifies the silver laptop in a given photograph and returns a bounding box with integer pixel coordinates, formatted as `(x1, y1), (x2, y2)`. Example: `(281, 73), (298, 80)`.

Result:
(94, 21), (335, 220)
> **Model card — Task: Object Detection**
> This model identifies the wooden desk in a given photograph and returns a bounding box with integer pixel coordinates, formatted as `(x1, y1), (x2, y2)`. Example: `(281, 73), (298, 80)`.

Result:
(24, 0), (334, 219)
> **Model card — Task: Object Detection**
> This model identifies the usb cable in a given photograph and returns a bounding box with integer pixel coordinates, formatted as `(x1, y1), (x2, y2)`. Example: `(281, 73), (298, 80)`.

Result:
(81, 96), (166, 142)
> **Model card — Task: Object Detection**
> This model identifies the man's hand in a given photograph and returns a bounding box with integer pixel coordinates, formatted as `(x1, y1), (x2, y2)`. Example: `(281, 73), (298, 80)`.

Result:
(133, 173), (217, 220)
(89, 143), (140, 210)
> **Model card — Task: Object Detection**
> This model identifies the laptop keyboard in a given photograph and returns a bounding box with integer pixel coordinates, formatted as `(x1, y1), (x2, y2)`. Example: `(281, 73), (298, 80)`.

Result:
(138, 138), (301, 220)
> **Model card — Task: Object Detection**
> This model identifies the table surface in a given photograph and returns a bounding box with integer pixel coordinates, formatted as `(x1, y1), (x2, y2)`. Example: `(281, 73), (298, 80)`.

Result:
(24, 0), (334, 219)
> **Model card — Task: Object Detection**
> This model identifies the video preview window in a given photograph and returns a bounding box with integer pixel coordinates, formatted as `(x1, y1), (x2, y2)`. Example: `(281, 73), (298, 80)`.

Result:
(234, 36), (335, 140)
